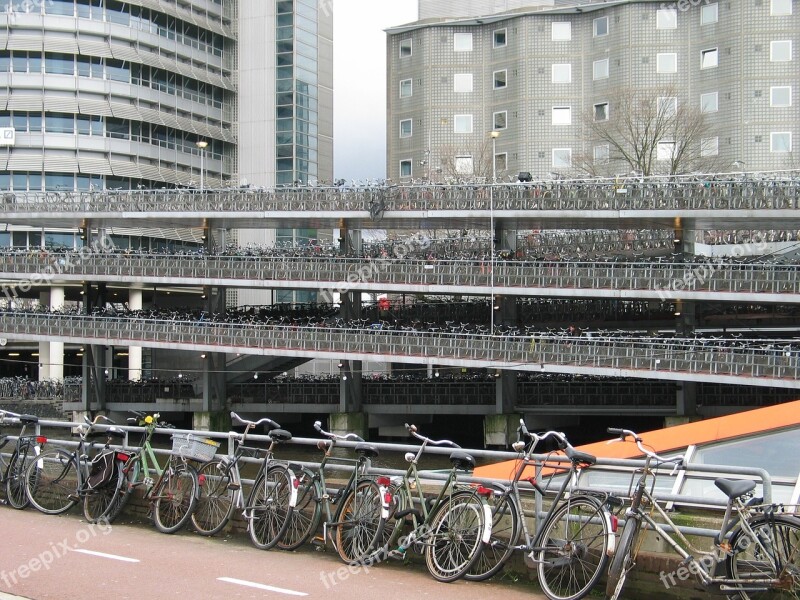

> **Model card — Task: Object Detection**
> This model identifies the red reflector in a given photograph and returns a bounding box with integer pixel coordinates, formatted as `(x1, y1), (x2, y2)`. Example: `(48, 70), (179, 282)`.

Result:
(526, 477), (537, 486)
(116, 453), (130, 463)
(383, 493), (392, 505)
(198, 474), (206, 486)
(376, 476), (391, 487)
(611, 515), (619, 533)
(293, 478), (299, 489)
(475, 486), (493, 498)
(36, 436), (47, 444)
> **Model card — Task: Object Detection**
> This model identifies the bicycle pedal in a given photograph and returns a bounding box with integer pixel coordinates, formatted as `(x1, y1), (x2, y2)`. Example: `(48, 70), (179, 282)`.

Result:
(227, 483), (240, 491)
(67, 494), (80, 502)
(311, 535), (325, 547)
(388, 548), (406, 560)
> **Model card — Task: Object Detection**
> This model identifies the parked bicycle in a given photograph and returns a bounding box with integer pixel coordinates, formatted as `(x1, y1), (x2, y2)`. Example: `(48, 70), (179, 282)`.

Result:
(277, 420), (392, 563)
(190, 411), (300, 550)
(466, 421), (619, 600)
(371, 423), (491, 583)
(0, 409), (44, 509)
(605, 428), (800, 600)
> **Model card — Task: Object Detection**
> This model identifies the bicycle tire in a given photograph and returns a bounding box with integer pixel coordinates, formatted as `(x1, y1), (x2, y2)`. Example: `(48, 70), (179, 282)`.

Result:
(423, 490), (487, 583)
(536, 495), (611, 600)
(605, 513), (640, 600)
(465, 485), (521, 581)
(83, 461), (125, 523)
(246, 465), (294, 550)
(152, 462), (198, 534)
(335, 479), (386, 564)
(24, 448), (78, 515)
(191, 459), (236, 536)
(103, 454), (142, 523)
(726, 514), (800, 600)
(6, 447), (36, 509)
(278, 467), (322, 551)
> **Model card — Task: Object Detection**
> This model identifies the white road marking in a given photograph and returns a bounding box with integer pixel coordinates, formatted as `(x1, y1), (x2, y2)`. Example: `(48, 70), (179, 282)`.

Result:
(71, 549), (140, 563)
(218, 577), (308, 597)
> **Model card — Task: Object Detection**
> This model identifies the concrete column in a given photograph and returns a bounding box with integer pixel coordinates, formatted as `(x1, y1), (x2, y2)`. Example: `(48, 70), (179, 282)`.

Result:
(49, 286), (64, 381)
(329, 411), (367, 440)
(484, 413), (522, 448)
(128, 289), (143, 380)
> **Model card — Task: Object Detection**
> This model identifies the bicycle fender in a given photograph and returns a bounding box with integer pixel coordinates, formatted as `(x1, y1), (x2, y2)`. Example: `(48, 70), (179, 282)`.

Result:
(604, 511), (616, 556)
(288, 469), (299, 508)
(378, 480), (391, 520)
(482, 502), (493, 544)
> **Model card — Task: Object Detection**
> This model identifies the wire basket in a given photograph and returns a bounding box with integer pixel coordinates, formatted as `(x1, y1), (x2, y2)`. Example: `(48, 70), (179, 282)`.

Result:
(171, 433), (220, 462)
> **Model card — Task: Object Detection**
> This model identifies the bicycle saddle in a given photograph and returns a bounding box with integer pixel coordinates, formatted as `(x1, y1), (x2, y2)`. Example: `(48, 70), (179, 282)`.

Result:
(268, 428), (292, 443)
(449, 451), (476, 472)
(565, 446), (596, 466)
(18, 414), (39, 425)
(354, 443), (379, 459)
(715, 478), (756, 499)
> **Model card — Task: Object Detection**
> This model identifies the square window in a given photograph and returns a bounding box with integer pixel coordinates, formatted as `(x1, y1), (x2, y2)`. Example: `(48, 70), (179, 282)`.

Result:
(454, 73), (473, 93)
(771, 86), (792, 107)
(552, 64), (571, 83)
(657, 141), (676, 161)
(552, 148), (572, 168)
(701, 137), (719, 156)
(454, 114), (473, 133)
(594, 144), (609, 163)
(657, 8), (677, 29)
(771, 132), (792, 152)
(771, 0), (792, 15)
(552, 106), (571, 125)
(493, 69), (507, 90)
(701, 3), (719, 24)
(771, 40), (792, 61)
(658, 96), (678, 117)
(399, 119), (412, 138)
(399, 159), (412, 177)
(399, 39), (412, 58)
(594, 102), (609, 121)
(455, 155), (473, 175)
(454, 32), (473, 52)
(701, 48), (718, 69)
(593, 58), (609, 80)
(399, 79), (412, 98)
(552, 22), (571, 41)
(493, 111), (507, 130)
(657, 53), (677, 73)
(700, 91), (718, 113)
(593, 16), (609, 37)
(493, 29), (507, 48)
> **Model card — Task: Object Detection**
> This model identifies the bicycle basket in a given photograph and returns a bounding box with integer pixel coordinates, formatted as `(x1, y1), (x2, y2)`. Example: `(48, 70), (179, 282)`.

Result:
(171, 433), (220, 462)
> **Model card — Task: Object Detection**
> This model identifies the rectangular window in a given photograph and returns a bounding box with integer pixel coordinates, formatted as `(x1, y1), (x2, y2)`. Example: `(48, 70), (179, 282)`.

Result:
(552, 106), (571, 125)
(701, 3), (719, 24)
(701, 48), (719, 69)
(493, 110), (507, 130)
(399, 79), (412, 98)
(399, 39), (412, 57)
(771, 0), (792, 15)
(399, 119), (412, 138)
(552, 148), (572, 168)
(700, 91), (719, 113)
(454, 32), (473, 52)
(495, 152), (508, 173)
(594, 102), (609, 121)
(493, 69), (507, 89)
(771, 86), (792, 107)
(771, 132), (792, 152)
(593, 16), (609, 37)
(593, 58), (609, 80)
(552, 64), (571, 83)
(454, 114), (473, 133)
(455, 155), (473, 175)
(493, 29), (507, 48)
(701, 137), (719, 156)
(594, 144), (609, 163)
(454, 73), (473, 93)
(400, 160), (412, 178)
(657, 141), (676, 161)
(771, 40), (792, 61)
(658, 96), (678, 117)
(657, 53), (677, 73)
(552, 22), (571, 41)
(657, 8), (677, 29)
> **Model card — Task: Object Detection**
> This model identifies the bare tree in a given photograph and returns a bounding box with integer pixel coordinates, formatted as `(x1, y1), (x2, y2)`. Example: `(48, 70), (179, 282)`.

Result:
(582, 85), (721, 176)
(437, 137), (508, 182)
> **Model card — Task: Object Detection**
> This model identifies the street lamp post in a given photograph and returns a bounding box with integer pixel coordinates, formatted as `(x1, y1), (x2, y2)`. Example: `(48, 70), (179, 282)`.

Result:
(490, 131), (500, 335)
(196, 140), (209, 191)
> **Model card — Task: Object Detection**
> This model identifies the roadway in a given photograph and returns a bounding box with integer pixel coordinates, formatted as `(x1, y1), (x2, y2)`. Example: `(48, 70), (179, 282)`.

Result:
(0, 509), (543, 600)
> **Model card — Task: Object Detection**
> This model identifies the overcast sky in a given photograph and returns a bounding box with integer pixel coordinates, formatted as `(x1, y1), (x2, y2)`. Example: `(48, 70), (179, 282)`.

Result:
(333, 1), (418, 182)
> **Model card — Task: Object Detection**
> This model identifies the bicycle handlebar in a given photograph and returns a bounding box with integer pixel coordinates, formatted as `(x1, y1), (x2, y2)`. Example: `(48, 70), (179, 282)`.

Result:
(313, 420), (364, 442)
(405, 423), (460, 448)
(231, 411), (279, 431)
(518, 419), (569, 451)
(606, 427), (683, 467)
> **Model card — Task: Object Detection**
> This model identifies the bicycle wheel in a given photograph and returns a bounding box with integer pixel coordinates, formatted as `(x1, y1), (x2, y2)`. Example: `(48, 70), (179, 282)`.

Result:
(465, 486), (521, 581)
(536, 495), (611, 600)
(246, 465), (294, 550)
(24, 449), (78, 515)
(6, 446), (37, 509)
(335, 479), (386, 564)
(423, 490), (487, 583)
(605, 513), (641, 600)
(101, 454), (141, 524)
(152, 462), (198, 534)
(278, 467), (322, 551)
(83, 461), (126, 523)
(726, 514), (800, 600)
(191, 459), (236, 536)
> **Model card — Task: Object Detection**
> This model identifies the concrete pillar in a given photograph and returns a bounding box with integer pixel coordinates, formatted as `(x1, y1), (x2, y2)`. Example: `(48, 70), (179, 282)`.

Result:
(128, 289), (143, 380)
(38, 341), (50, 380)
(49, 286), (65, 382)
(484, 413), (522, 448)
(329, 412), (367, 440)
(676, 381), (698, 417)
(496, 370), (518, 413)
(193, 410), (229, 433)
(338, 359), (363, 412)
